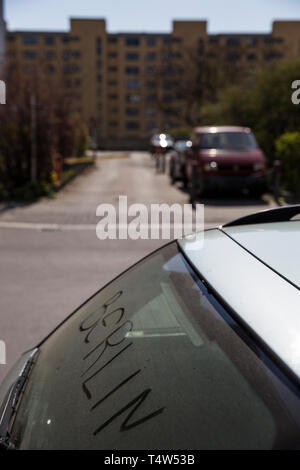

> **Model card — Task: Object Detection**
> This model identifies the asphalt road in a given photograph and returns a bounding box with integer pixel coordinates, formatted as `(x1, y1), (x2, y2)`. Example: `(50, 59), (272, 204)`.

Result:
(0, 151), (274, 382)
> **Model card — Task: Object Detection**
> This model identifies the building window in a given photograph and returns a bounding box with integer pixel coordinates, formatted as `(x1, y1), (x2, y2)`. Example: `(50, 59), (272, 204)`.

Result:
(108, 52), (118, 58)
(226, 53), (240, 62)
(147, 94), (156, 102)
(264, 52), (283, 61)
(96, 60), (102, 68)
(172, 37), (182, 43)
(173, 52), (182, 59)
(162, 95), (174, 103)
(163, 52), (172, 60)
(46, 65), (56, 74)
(64, 64), (81, 74)
(163, 80), (179, 89)
(163, 37), (172, 45)
(109, 121), (118, 127)
(45, 51), (56, 60)
(64, 78), (81, 88)
(24, 64), (37, 73)
(126, 52), (139, 60)
(108, 37), (118, 43)
(125, 107), (139, 116)
(23, 35), (38, 45)
(44, 36), (55, 46)
(62, 50), (81, 60)
(247, 37), (258, 47)
(61, 36), (70, 44)
(97, 74), (102, 83)
(108, 80), (118, 86)
(147, 37), (156, 46)
(146, 66), (156, 75)
(146, 52), (156, 61)
(126, 37), (140, 46)
(7, 35), (16, 42)
(147, 121), (157, 130)
(108, 94), (118, 99)
(247, 53), (256, 61)
(172, 108), (181, 116)
(125, 80), (140, 89)
(163, 65), (182, 74)
(23, 50), (38, 59)
(226, 38), (241, 47)
(146, 108), (156, 116)
(108, 66), (118, 72)
(146, 81), (156, 89)
(264, 37), (276, 44)
(126, 94), (141, 103)
(125, 67), (140, 75)
(126, 121), (140, 129)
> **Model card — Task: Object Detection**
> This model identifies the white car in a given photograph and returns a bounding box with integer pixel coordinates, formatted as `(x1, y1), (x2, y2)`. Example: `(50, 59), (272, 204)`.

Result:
(1, 205), (300, 449)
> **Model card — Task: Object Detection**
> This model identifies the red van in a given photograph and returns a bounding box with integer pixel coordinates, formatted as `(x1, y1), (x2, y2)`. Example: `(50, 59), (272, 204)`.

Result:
(185, 126), (268, 202)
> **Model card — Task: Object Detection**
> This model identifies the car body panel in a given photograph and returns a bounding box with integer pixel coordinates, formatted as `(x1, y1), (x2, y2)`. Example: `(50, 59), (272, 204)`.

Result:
(223, 221), (300, 289)
(179, 228), (300, 380)
(192, 126), (252, 134)
(197, 148), (266, 171)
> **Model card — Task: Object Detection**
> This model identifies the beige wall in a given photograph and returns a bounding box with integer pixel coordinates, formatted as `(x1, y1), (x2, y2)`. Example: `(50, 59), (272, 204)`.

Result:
(272, 21), (300, 59)
(5, 18), (300, 144)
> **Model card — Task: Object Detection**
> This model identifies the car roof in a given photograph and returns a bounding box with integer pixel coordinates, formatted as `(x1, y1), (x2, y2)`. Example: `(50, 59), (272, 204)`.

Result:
(223, 220), (300, 289)
(179, 205), (300, 382)
(193, 126), (251, 134)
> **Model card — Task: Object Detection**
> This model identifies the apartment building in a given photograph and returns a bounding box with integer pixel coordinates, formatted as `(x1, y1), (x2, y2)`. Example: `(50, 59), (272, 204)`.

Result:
(3, 8), (300, 147)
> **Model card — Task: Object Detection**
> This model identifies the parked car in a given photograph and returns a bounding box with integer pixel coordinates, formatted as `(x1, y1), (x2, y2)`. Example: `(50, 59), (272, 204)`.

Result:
(185, 126), (268, 202)
(169, 140), (192, 185)
(1, 205), (300, 450)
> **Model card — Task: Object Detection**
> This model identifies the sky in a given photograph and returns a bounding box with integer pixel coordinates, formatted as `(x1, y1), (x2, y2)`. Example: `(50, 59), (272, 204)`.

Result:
(4, 0), (300, 34)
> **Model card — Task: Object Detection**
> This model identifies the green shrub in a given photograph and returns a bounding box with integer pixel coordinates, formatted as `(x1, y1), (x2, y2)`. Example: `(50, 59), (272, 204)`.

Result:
(199, 59), (300, 162)
(168, 127), (191, 140)
(0, 180), (53, 201)
(75, 120), (89, 157)
(275, 132), (300, 197)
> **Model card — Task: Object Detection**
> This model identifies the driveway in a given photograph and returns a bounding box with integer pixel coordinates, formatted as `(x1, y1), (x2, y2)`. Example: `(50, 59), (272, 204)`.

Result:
(0, 151), (273, 382)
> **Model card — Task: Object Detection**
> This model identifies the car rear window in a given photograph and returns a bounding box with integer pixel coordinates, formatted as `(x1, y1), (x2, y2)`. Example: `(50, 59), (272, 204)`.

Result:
(199, 132), (258, 150)
(12, 242), (300, 449)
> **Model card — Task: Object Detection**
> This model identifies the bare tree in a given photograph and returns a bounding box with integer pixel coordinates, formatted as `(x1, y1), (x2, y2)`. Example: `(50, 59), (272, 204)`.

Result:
(0, 60), (88, 198)
(151, 41), (247, 128)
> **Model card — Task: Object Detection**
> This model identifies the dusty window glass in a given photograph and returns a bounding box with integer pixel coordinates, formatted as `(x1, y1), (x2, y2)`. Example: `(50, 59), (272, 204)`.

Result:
(12, 243), (300, 449)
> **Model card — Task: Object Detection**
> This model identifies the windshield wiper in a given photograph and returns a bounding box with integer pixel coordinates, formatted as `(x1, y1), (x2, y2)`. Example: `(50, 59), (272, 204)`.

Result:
(0, 349), (38, 450)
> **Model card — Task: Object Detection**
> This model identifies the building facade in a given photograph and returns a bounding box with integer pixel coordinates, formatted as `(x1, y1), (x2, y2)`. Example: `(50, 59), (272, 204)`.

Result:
(5, 17), (300, 147)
